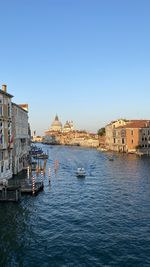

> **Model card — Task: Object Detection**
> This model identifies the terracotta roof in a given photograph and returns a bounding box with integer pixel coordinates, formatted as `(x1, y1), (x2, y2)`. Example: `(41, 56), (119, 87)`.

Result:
(116, 120), (150, 129)
(12, 102), (28, 113)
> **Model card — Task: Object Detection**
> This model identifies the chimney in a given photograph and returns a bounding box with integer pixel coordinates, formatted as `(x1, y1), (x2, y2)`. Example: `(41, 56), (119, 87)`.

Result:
(2, 84), (7, 92)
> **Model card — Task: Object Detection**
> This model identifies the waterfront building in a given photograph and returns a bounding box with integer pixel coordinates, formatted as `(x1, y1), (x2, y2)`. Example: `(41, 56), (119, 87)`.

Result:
(125, 120), (150, 154)
(32, 130), (36, 142)
(98, 135), (106, 149)
(32, 131), (43, 142)
(105, 119), (128, 151)
(0, 85), (13, 181)
(44, 115), (61, 144)
(105, 119), (150, 154)
(109, 123), (127, 152)
(12, 103), (30, 174)
(63, 120), (74, 133)
(50, 115), (62, 132)
(45, 115), (74, 136)
(32, 135), (43, 143)
(44, 115), (98, 147)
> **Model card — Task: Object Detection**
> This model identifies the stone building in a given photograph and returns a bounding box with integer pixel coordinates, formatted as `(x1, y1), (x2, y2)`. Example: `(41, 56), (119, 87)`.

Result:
(105, 119), (150, 154)
(44, 115), (98, 147)
(12, 103), (30, 174)
(45, 115), (74, 136)
(0, 85), (13, 181)
(63, 121), (74, 133)
(50, 115), (62, 132)
(125, 120), (150, 154)
(105, 119), (128, 151)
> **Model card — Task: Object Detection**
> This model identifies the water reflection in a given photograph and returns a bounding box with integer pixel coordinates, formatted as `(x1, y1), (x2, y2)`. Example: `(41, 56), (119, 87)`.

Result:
(0, 200), (31, 266)
(1, 145), (150, 266)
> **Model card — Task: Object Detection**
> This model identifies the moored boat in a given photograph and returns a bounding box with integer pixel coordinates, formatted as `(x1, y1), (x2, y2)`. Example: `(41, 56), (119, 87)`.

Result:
(33, 153), (48, 159)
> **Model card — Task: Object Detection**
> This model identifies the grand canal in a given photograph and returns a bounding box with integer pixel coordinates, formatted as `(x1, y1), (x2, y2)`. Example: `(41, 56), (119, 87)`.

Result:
(1, 145), (150, 267)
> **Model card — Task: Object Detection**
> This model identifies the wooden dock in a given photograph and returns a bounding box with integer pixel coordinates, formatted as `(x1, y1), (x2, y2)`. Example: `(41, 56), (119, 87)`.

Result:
(21, 181), (44, 195)
(0, 186), (21, 202)
(8, 177), (44, 196)
(0, 174), (44, 202)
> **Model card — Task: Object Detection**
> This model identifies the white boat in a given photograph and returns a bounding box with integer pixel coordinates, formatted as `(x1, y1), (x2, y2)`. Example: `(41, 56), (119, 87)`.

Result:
(76, 168), (86, 177)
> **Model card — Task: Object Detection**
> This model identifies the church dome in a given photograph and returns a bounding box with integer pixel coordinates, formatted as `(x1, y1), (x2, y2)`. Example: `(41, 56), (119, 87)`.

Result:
(50, 115), (62, 131)
(63, 120), (74, 132)
(64, 121), (70, 128)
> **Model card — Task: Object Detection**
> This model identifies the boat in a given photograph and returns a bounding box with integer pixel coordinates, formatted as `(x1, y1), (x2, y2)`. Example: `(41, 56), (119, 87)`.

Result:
(33, 153), (48, 159)
(31, 148), (43, 156)
(108, 157), (114, 161)
(76, 168), (86, 177)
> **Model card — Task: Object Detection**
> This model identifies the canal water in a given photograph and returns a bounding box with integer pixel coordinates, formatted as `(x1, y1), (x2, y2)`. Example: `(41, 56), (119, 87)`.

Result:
(1, 145), (150, 267)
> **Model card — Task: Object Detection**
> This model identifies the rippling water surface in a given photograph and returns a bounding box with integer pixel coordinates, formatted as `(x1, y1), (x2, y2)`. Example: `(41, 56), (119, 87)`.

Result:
(1, 145), (150, 267)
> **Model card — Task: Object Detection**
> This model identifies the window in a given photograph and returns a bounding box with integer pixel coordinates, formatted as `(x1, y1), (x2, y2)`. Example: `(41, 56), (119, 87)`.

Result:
(8, 103), (10, 117)
(8, 129), (10, 142)
(0, 105), (2, 115)
(0, 130), (3, 144)
(1, 165), (3, 172)
(114, 138), (116, 143)
(122, 138), (124, 144)
(131, 139), (134, 144)
(131, 130), (134, 135)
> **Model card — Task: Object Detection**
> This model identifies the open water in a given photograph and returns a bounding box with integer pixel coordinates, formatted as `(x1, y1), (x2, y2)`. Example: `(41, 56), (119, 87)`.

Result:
(1, 145), (150, 267)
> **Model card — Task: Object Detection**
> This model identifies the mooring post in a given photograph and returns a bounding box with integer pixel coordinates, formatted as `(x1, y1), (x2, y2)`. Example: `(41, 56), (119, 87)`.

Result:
(32, 176), (35, 195)
(27, 166), (30, 179)
(48, 167), (51, 184)
(39, 170), (44, 189)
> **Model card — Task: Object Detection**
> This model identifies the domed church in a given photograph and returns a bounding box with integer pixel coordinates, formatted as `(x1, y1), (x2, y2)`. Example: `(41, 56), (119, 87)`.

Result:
(63, 120), (74, 132)
(50, 115), (62, 132)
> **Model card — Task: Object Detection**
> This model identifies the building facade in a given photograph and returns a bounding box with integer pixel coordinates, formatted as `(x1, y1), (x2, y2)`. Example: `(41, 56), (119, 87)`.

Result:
(12, 103), (30, 175)
(105, 119), (128, 151)
(50, 115), (62, 132)
(105, 119), (150, 154)
(126, 121), (150, 154)
(63, 121), (74, 133)
(0, 85), (13, 181)
(45, 115), (74, 136)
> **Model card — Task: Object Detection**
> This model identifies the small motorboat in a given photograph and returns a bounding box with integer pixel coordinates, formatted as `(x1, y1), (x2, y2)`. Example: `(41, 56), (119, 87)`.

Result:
(33, 153), (48, 159)
(108, 157), (114, 161)
(76, 167), (86, 177)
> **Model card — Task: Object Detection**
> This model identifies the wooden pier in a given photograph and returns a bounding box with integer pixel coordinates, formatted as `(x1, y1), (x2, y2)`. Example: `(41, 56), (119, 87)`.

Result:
(8, 177), (44, 196)
(0, 185), (21, 202)
(0, 171), (44, 202)
(21, 181), (44, 195)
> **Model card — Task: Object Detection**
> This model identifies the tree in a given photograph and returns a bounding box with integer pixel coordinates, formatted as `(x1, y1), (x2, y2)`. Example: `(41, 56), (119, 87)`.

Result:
(97, 127), (105, 136)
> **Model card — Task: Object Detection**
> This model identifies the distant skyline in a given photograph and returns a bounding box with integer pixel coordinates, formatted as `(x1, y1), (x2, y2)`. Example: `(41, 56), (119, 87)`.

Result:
(1, 0), (150, 135)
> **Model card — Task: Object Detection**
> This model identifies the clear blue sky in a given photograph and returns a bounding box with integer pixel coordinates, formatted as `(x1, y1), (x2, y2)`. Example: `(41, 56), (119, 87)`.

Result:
(0, 0), (150, 135)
